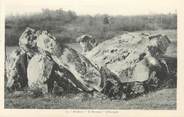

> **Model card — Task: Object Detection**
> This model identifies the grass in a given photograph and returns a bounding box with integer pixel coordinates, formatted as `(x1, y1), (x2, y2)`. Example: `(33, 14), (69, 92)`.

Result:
(4, 88), (176, 109)
(4, 29), (177, 109)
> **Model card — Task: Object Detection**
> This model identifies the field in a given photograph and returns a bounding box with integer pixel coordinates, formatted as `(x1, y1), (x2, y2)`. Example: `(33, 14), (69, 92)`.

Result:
(5, 29), (177, 109)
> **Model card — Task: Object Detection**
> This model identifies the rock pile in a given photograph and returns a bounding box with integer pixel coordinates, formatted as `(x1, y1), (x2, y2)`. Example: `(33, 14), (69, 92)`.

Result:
(5, 27), (176, 100)
(83, 32), (176, 98)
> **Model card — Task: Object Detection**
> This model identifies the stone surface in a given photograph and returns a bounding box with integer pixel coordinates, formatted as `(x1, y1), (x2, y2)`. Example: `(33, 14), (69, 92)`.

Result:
(27, 54), (54, 93)
(19, 27), (38, 57)
(6, 48), (28, 90)
(85, 32), (171, 82)
(37, 32), (102, 92)
(76, 34), (97, 54)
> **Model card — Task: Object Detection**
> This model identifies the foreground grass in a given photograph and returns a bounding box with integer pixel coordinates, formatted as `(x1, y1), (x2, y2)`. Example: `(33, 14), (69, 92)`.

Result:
(5, 88), (176, 109)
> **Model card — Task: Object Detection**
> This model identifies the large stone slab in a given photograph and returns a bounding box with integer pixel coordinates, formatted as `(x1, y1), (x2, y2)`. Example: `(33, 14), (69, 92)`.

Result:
(36, 31), (103, 92)
(85, 32), (171, 82)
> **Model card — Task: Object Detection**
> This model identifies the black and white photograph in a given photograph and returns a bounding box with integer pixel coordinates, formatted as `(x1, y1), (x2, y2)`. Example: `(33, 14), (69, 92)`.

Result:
(2, 0), (179, 111)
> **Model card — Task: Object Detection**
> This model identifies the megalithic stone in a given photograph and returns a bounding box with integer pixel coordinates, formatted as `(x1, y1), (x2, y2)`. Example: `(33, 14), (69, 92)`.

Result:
(6, 48), (28, 90)
(85, 33), (171, 83)
(27, 54), (55, 93)
(37, 32), (103, 92)
(76, 34), (96, 54)
(19, 27), (38, 57)
(6, 27), (40, 91)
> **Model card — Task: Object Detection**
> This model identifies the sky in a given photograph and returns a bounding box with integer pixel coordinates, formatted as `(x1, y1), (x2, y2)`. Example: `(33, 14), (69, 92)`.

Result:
(4, 0), (178, 16)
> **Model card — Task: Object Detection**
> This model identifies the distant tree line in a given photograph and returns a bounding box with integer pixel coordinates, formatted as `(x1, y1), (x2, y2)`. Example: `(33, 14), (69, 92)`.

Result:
(5, 9), (177, 46)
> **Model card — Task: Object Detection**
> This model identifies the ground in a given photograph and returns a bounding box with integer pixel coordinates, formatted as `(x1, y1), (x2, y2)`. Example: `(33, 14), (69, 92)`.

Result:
(4, 29), (177, 109)
(5, 88), (176, 109)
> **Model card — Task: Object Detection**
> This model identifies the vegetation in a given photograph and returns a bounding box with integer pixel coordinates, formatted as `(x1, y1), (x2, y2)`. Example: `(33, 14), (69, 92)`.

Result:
(5, 88), (176, 109)
(5, 9), (177, 46)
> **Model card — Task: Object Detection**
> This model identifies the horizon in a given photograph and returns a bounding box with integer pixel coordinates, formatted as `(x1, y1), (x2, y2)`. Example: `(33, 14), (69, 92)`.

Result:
(4, 0), (177, 16)
(5, 8), (177, 18)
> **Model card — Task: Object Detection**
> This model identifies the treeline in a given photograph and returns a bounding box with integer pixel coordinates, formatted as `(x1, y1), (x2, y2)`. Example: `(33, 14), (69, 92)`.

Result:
(5, 9), (177, 46)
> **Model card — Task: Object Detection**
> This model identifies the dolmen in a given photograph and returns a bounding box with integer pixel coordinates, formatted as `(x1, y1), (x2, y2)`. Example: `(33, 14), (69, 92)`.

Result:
(6, 27), (176, 100)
